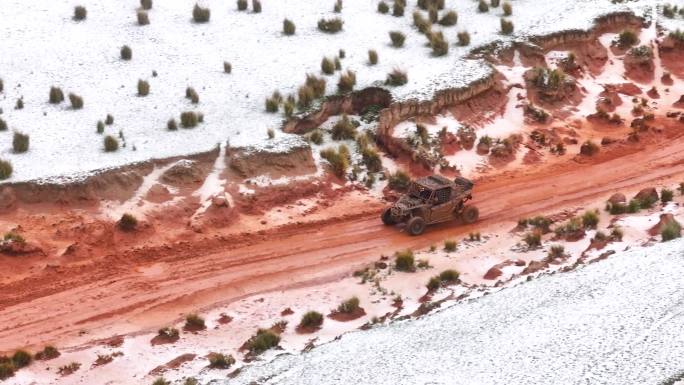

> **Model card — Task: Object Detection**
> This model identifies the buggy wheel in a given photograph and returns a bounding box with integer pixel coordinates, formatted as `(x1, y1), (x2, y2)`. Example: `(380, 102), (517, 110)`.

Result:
(381, 207), (397, 225)
(461, 205), (479, 224)
(406, 216), (426, 236)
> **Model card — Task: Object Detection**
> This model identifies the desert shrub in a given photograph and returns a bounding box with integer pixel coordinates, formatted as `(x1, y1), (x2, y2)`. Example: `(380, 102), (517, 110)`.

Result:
(35, 346), (60, 361)
(385, 68), (408, 86)
(618, 29), (638, 47)
(157, 327), (179, 339)
(661, 220), (681, 242)
(0, 362), (14, 380)
(103, 135), (119, 152)
(393, 1), (405, 16)
(394, 249), (415, 272)
(208, 353), (235, 369)
(308, 130), (324, 145)
(306, 74), (326, 98)
(389, 31), (405, 47)
(193, 4), (210, 23)
(67, 93), (83, 109)
(501, 18), (514, 35)
(669, 29), (684, 43)
(388, 170), (410, 191)
(627, 199), (641, 213)
(439, 10), (457, 26)
(444, 239), (457, 252)
(141, 0), (153, 10)
(237, 0), (248, 11)
(300, 311), (324, 328)
(186, 87), (199, 104)
(426, 276), (441, 291)
(0, 160), (12, 180)
(478, 0), (489, 12)
(548, 244), (565, 259)
(457, 31), (471, 46)
(368, 49), (378, 65)
(318, 18), (343, 33)
(629, 45), (653, 59)
(74, 6), (87, 20)
(15, 98), (23, 110)
(118, 213), (137, 231)
(0, 78), (3, 93)
(97, 121), (104, 134)
(283, 18), (296, 35)
(321, 57), (335, 75)
(247, 329), (280, 354)
(296, 85), (314, 109)
(137, 10), (150, 25)
(611, 227), (624, 241)
(121, 45), (132, 60)
(609, 202), (626, 215)
(439, 269), (459, 283)
(185, 313), (205, 329)
(320, 146), (349, 178)
(337, 70), (356, 93)
(167, 119), (178, 131)
(105, 114), (114, 125)
(502, 2), (512, 15)
(252, 0), (262, 13)
(265, 95), (279, 112)
(361, 147), (382, 172)
(180, 111), (200, 127)
(580, 140), (599, 156)
(334, 0), (343, 12)
(430, 31), (449, 56)
(223, 61), (232, 73)
(581, 210), (599, 229)
(428, 7), (438, 23)
(378, 1), (389, 13)
(11, 350), (31, 369)
(524, 230), (542, 248)
(0, 118), (5, 132)
(413, 11), (430, 33)
(661, 188), (674, 204)
(49, 87), (65, 104)
(137, 79), (150, 96)
(183, 379), (199, 385)
(331, 114), (357, 140)
(12, 132), (29, 153)
(337, 49), (346, 60)
(152, 378), (170, 385)
(491, 0), (500, 6)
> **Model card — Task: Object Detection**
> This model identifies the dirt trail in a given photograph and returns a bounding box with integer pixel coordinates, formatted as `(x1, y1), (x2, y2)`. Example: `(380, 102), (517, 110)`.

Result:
(3, 125), (684, 352)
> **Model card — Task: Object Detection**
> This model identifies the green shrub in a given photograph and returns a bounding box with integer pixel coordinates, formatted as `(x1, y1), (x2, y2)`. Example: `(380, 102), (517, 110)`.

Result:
(74, 6), (87, 20)
(208, 353), (235, 369)
(186, 87), (199, 104)
(300, 311), (324, 328)
(141, 0), (153, 10)
(524, 231), (541, 248)
(0, 78), (3, 93)
(137, 79), (150, 96)
(252, 0), (262, 13)
(627, 199), (641, 213)
(13, 132), (29, 153)
(337, 296), (360, 313)
(388, 170), (410, 191)
(0, 118), (6, 131)
(297, 85), (315, 109)
(581, 210), (599, 229)
(385, 68), (408, 86)
(580, 140), (599, 156)
(11, 350), (32, 368)
(501, 18), (514, 35)
(662, 220), (681, 241)
(393, 1), (405, 16)
(426, 276), (441, 291)
(157, 327), (179, 339)
(618, 29), (638, 47)
(502, 2), (512, 15)
(223, 61), (232, 73)
(137, 10), (150, 25)
(0, 160), (13, 180)
(49, 87), (64, 104)
(247, 329), (280, 354)
(438, 10), (457, 26)
(337, 70), (356, 92)
(0, 362), (14, 380)
(331, 114), (357, 140)
(430, 31), (449, 56)
(97, 120), (105, 134)
(152, 378), (170, 385)
(167, 119), (178, 130)
(394, 249), (415, 272)
(439, 269), (459, 283)
(321, 57), (335, 75)
(118, 213), (137, 231)
(361, 146), (382, 172)
(661, 188), (674, 204)
(457, 31), (471, 46)
(428, 7), (438, 23)
(413, 11), (430, 33)
(444, 239), (457, 252)
(609, 202), (627, 215)
(611, 227), (624, 241)
(14, 98), (23, 110)
(378, 1), (389, 13)
(320, 146), (349, 178)
(237, 0), (248, 11)
(185, 313), (205, 329)
(491, 0), (500, 7)
(318, 18), (343, 33)
(389, 31), (405, 47)
(306, 74), (326, 97)
(283, 18), (296, 35)
(181, 111), (200, 127)
(69, 93), (84, 109)
(183, 379), (199, 385)
(121, 45), (132, 60)
(308, 130), (324, 145)
(265, 95), (279, 112)
(193, 4), (210, 22)
(334, 0), (343, 12)
(105, 114), (114, 125)
(478, 0), (489, 12)
(368, 49), (378, 65)
(35, 346), (60, 361)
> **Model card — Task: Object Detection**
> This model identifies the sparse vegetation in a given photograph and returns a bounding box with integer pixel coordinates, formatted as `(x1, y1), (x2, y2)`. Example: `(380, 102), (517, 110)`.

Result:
(97, 121), (105, 134)
(393, 1), (405, 16)
(141, 0), (153, 10)
(0, 118), (6, 132)
(361, 146), (382, 172)
(378, 1), (389, 14)
(524, 230), (542, 248)
(306, 74), (326, 98)
(394, 249), (415, 272)
(252, 0), (262, 13)
(318, 17), (343, 33)
(193, 4), (211, 23)
(457, 31), (471, 46)
(368, 49), (378, 65)
(68, 93), (84, 109)
(12, 132), (29, 153)
(105, 114), (114, 125)
(320, 145), (350, 178)
(334, 0), (343, 12)
(186, 87), (199, 104)
(121, 45), (132, 60)
(49, 87), (65, 104)
(223, 61), (232, 73)
(180, 111), (200, 128)
(444, 239), (457, 252)
(167, 119), (178, 131)
(438, 10), (457, 26)
(157, 327), (179, 340)
(118, 213), (138, 231)
(299, 311), (324, 328)
(35, 346), (60, 361)
(500, 18), (514, 35)
(429, 31), (449, 56)
(388, 170), (411, 191)
(337, 296), (360, 313)
(661, 220), (682, 242)
(502, 2), (512, 16)
(152, 378), (170, 385)
(661, 188), (674, 204)
(478, 0), (489, 13)
(389, 31), (406, 47)
(137, 10), (150, 26)
(208, 353), (235, 369)
(15, 98), (23, 110)
(0, 160), (13, 180)
(283, 18), (296, 35)
(332, 114), (357, 140)
(337, 70), (356, 92)
(137, 79), (150, 96)
(321, 57), (336, 75)
(0, 361), (14, 380)
(237, 0), (248, 11)
(580, 140), (600, 156)
(618, 29), (638, 47)
(74, 6), (87, 21)
(185, 313), (206, 329)
(581, 210), (599, 229)
(58, 362), (81, 376)
(246, 329), (280, 355)
(439, 269), (459, 283)
(385, 68), (408, 86)
(548, 244), (565, 259)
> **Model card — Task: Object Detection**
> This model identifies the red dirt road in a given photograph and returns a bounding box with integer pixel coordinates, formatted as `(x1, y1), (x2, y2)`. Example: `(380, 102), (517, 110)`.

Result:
(2, 124), (684, 352)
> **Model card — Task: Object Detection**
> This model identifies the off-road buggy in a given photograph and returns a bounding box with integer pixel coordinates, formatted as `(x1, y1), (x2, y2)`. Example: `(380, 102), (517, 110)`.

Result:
(381, 175), (478, 236)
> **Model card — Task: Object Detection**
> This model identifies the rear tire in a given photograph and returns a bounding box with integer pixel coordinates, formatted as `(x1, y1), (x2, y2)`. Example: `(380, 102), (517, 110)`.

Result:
(381, 207), (396, 226)
(461, 205), (479, 224)
(406, 216), (426, 236)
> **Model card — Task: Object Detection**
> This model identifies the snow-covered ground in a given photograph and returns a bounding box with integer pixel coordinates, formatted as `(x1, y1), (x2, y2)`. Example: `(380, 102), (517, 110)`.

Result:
(0, 0), (653, 183)
(231, 238), (684, 385)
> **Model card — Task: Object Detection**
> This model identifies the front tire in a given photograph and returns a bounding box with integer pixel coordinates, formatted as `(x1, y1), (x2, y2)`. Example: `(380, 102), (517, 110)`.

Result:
(381, 207), (397, 225)
(407, 216), (426, 236)
(461, 205), (479, 224)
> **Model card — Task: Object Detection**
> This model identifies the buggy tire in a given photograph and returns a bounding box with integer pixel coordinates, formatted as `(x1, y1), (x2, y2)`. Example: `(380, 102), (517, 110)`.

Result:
(461, 205), (479, 224)
(407, 216), (426, 236)
(381, 207), (397, 225)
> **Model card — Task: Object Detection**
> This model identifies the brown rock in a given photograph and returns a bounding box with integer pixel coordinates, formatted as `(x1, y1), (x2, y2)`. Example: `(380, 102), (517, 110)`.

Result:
(608, 193), (626, 206)
(648, 213), (682, 237)
(634, 187), (658, 204)
(483, 266), (502, 280)
(522, 260), (549, 275)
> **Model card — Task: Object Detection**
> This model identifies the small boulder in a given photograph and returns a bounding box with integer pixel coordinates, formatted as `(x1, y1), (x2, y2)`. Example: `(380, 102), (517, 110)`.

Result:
(608, 193), (626, 206)
(522, 260), (548, 275)
(634, 187), (658, 204)
(648, 213), (682, 237)
(483, 266), (502, 280)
